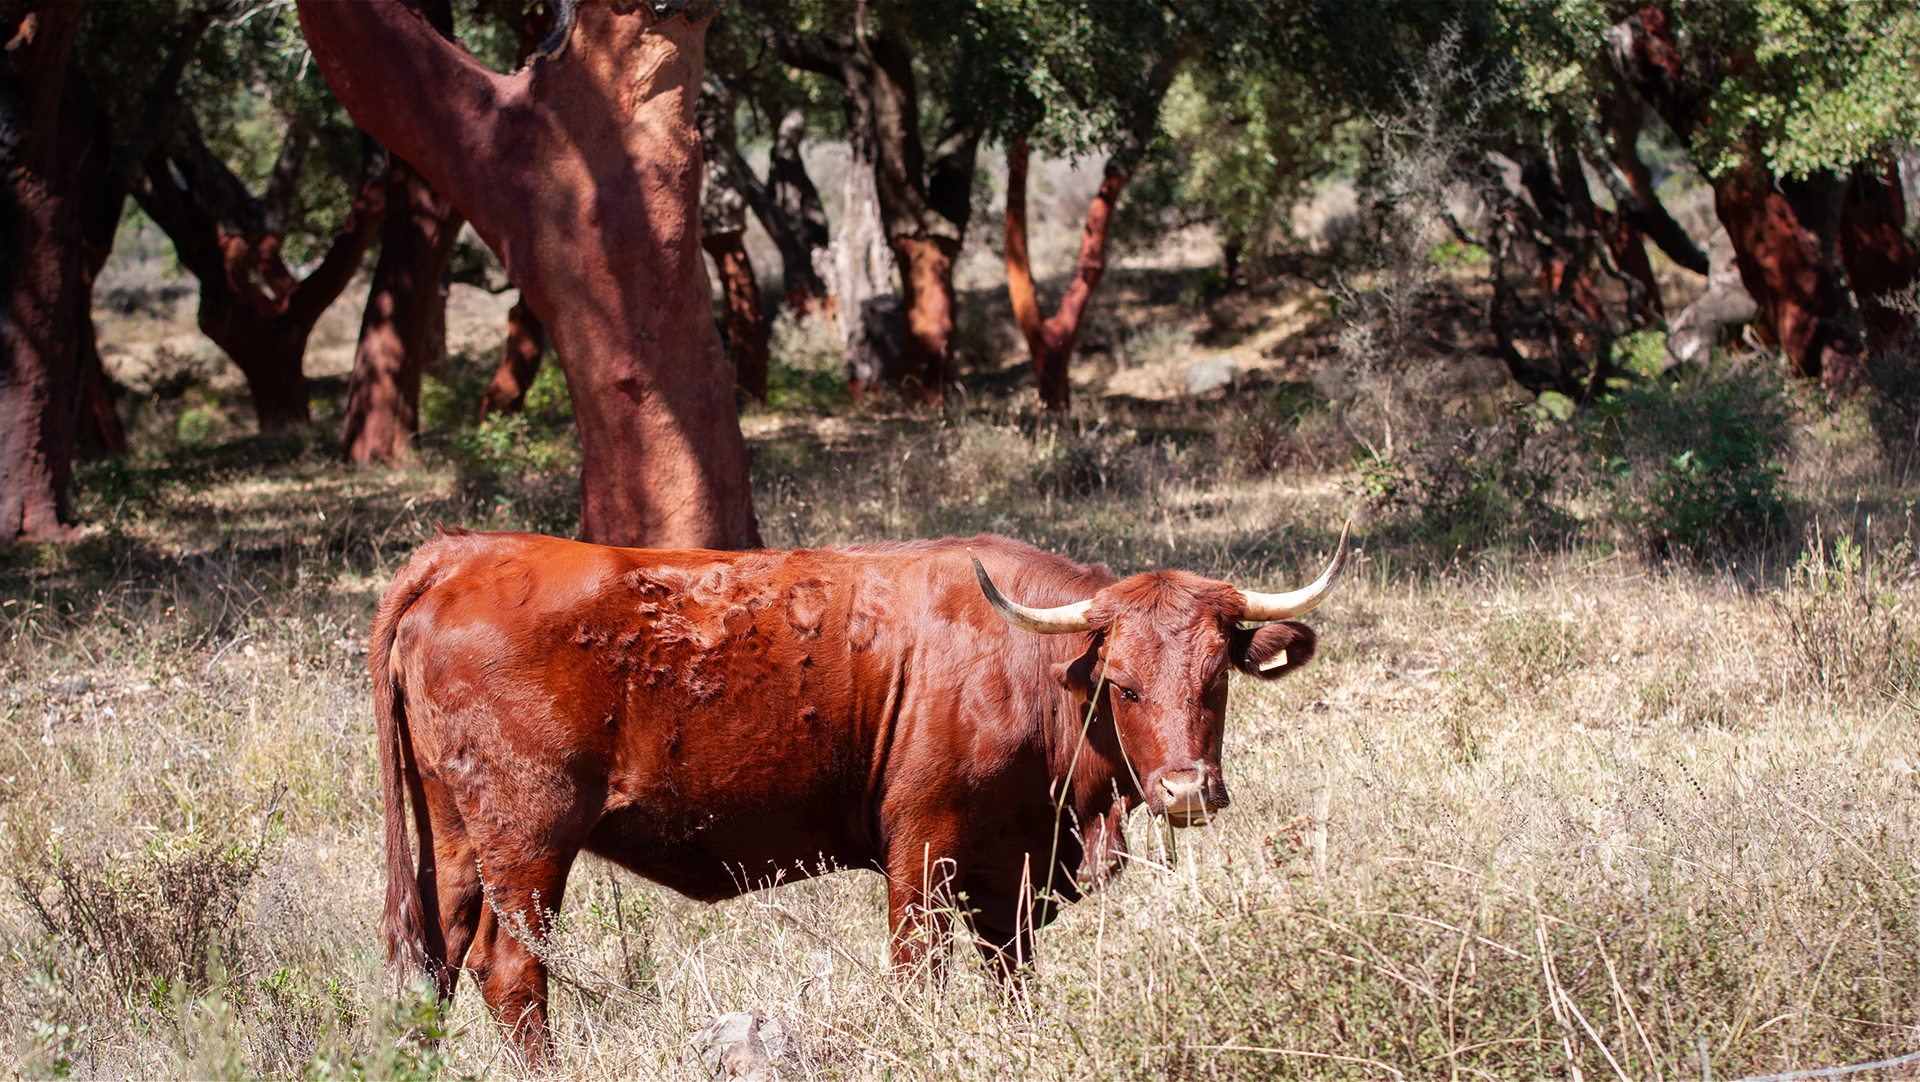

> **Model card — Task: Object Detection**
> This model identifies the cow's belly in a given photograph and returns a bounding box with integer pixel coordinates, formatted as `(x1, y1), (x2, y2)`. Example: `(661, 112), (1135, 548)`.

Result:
(584, 802), (878, 901)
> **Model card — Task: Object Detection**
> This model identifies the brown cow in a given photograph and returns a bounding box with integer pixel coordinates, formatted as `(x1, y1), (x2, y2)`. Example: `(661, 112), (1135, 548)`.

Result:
(370, 524), (1349, 1058)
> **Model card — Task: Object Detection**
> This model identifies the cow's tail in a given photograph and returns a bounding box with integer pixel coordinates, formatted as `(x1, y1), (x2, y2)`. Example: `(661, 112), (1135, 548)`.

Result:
(371, 556), (441, 990)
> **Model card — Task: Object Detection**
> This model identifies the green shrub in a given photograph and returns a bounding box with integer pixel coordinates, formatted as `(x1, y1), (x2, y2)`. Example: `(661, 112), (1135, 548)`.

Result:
(1581, 372), (1790, 557)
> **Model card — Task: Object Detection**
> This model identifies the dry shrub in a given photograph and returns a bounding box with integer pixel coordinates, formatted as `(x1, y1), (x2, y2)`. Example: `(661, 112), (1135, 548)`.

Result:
(13, 837), (262, 1004)
(1773, 529), (1919, 700)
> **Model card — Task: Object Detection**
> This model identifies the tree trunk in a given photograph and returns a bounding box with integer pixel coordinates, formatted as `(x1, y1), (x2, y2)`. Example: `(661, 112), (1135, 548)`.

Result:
(865, 31), (976, 405)
(198, 159), (386, 430)
(766, 108), (829, 314)
(341, 0), (461, 465)
(702, 231), (769, 403)
(890, 233), (958, 403)
(132, 126), (387, 432)
(697, 76), (770, 403)
(1005, 139), (1128, 414)
(0, 0), (87, 544)
(1713, 162), (1862, 389)
(1594, 206), (1663, 320)
(1611, 6), (1865, 390)
(473, 0), (555, 418)
(341, 155), (465, 464)
(1597, 86), (1708, 274)
(301, 0), (761, 550)
(477, 299), (547, 419)
(1838, 159), (1918, 349)
(77, 280), (127, 457)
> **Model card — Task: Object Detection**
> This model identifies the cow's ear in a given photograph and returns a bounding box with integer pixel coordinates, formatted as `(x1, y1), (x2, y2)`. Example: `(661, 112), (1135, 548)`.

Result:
(1230, 621), (1316, 680)
(1051, 646), (1101, 697)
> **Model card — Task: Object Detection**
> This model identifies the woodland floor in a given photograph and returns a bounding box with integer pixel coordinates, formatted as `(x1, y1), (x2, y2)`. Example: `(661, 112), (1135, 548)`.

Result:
(3, 222), (1918, 1079)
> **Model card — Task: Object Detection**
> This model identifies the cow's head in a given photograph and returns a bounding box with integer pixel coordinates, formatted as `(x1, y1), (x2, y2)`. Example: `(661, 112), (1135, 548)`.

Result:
(971, 522), (1348, 829)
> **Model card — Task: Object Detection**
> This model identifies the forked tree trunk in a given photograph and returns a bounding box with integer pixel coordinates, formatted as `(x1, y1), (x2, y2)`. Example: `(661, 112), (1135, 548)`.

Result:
(1597, 86), (1708, 275)
(1005, 139), (1128, 413)
(1612, 6), (1867, 390)
(477, 299), (547, 419)
(341, 155), (465, 464)
(0, 1), (87, 544)
(341, 0), (463, 466)
(1713, 162), (1863, 388)
(133, 127), (387, 431)
(301, 0), (761, 550)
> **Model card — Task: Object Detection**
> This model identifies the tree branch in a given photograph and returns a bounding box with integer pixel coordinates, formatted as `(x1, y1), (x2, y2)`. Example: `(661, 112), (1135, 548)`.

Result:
(296, 0), (520, 238)
(285, 139), (388, 327)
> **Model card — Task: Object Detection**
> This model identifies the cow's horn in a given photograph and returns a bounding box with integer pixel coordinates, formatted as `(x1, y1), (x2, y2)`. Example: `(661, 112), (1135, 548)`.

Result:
(1237, 519), (1352, 622)
(969, 549), (1093, 634)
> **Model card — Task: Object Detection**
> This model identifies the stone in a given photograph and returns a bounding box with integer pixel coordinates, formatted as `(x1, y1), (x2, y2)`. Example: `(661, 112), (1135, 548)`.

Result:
(687, 1011), (795, 1081)
(1184, 353), (1239, 396)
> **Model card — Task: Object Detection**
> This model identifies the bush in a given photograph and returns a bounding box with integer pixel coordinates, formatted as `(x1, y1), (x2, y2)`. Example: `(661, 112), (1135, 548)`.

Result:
(12, 836), (262, 1007)
(1358, 407), (1579, 558)
(1863, 343), (1920, 479)
(1581, 372), (1790, 557)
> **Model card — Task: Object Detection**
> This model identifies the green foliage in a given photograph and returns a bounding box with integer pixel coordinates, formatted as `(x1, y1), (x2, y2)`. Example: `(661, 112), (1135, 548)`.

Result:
(422, 358), (580, 534)
(1582, 372), (1791, 557)
(1119, 65), (1346, 261)
(1612, 329), (1669, 381)
(1739, 0), (1920, 176)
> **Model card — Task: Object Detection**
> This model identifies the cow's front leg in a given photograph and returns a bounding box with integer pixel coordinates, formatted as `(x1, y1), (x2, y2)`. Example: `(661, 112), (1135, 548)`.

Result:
(464, 853), (575, 1067)
(884, 831), (965, 978)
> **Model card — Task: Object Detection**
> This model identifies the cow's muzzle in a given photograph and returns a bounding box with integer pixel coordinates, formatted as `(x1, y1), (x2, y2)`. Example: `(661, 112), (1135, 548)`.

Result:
(1155, 766), (1229, 828)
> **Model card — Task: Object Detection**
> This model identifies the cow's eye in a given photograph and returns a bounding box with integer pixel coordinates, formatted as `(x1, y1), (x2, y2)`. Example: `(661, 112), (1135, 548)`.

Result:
(1115, 686), (1141, 703)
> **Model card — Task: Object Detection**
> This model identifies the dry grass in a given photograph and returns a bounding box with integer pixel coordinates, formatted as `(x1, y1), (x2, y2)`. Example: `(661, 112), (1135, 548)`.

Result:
(2, 364), (1917, 1080)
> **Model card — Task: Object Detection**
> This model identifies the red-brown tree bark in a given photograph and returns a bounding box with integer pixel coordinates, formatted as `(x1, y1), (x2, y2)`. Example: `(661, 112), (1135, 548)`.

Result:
(340, 0), (463, 466)
(1594, 206), (1663, 320)
(476, 299), (547, 420)
(1712, 162), (1862, 387)
(702, 231), (769, 403)
(341, 156), (464, 464)
(0, 0), (87, 543)
(1005, 139), (1128, 413)
(697, 76), (770, 403)
(1838, 160), (1918, 350)
(472, 0), (554, 420)
(300, 0), (760, 550)
(1611, 5), (1866, 390)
